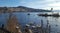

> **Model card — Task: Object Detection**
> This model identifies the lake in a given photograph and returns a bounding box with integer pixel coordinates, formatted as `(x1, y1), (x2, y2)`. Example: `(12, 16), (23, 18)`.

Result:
(0, 12), (60, 33)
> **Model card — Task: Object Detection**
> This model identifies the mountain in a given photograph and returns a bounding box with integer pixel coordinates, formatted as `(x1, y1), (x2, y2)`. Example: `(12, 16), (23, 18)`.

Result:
(0, 6), (51, 13)
(17, 6), (52, 12)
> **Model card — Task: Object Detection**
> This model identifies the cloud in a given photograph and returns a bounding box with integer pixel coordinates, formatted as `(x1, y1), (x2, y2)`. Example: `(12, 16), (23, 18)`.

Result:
(20, 0), (60, 10)
(0, 0), (60, 10)
(47, 2), (60, 10)
(48, 2), (60, 7)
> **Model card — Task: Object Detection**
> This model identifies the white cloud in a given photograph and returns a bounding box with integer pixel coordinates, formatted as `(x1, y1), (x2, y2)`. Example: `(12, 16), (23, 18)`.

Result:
(53, 7), (60, 10)
(46, 0), (60, 10)
(20, 0), (60, 10)
(48, 2), (60, 7)
(41, 0), (60, 10)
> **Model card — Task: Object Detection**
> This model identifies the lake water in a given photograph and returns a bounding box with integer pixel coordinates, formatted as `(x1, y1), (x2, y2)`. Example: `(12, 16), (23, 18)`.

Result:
(0, 12), (60, 33)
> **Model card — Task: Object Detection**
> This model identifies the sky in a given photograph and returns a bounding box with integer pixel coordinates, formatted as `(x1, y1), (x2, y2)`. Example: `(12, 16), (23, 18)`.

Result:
(0, 0), (60, 10)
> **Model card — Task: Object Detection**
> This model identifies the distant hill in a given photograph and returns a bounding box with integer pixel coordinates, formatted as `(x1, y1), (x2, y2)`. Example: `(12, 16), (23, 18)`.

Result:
(0, 6), (52, 13)
(17, 6), (52, 12)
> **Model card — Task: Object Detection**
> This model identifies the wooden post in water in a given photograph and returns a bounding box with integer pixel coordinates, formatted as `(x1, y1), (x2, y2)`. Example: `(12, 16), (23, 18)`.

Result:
(1, 24), (4, 29)
(49, 25), (51, 33)
(46, 20), (49, 33)
(1, 24), (4, 33)
(41, 19), (44, 33)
